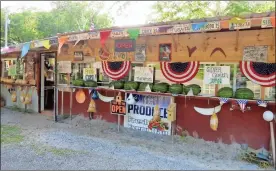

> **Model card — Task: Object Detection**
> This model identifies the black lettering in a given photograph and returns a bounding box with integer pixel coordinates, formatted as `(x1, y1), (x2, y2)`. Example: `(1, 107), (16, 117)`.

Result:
(163, 109), (167, 119)
(134, 105), (139, 114)
(140, 106), (145, 115)
(127, 104), (133, 113)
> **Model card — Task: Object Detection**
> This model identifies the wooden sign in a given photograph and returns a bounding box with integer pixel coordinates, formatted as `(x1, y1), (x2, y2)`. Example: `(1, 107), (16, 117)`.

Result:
(135, 45), (146, 62)
(229, 19), (251, 30)
(83, 68), (97, 81)
(261, 17), (273, 28)
(243, 46), (268, 62)
(111, 100), (126, 115)
(58, 61), (71, 73)
(204, 66), (230, 84)
(115, 39), (136, 52)
(74, 51), (83, 61)
(134, 67), (154, 83)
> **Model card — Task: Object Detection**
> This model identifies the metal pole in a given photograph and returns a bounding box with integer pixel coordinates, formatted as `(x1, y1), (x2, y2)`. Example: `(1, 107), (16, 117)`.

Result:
(4, 12), (9, 47)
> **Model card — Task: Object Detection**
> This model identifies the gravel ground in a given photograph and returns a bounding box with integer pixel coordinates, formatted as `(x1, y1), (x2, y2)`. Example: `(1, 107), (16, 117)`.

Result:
(0, 108), (269, 170)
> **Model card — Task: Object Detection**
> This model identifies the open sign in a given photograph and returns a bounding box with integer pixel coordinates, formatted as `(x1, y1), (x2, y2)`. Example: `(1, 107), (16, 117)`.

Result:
(115, 39), (136, 52)
(110, 100), (126, 115)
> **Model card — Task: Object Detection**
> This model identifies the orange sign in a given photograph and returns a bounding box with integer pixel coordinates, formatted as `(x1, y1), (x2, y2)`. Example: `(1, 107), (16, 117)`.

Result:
(110, 100), (126, 115)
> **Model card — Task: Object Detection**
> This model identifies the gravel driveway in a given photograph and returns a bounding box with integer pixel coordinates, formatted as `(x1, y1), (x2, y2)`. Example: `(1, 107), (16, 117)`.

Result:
(1, 108), (266, 170)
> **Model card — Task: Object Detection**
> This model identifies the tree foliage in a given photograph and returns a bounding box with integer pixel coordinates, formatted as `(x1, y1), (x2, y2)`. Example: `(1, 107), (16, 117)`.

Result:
(148, 1), (276, 23)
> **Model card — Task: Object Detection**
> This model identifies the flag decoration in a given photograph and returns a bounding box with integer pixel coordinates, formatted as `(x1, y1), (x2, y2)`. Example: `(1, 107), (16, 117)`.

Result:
(58, 36), (68, 54)
(256, 100), (268, 108)
(42, 40), (51, 49)
(160, 61), (200, 83)
(127, 28), (140, 40)
(21, 42), (31, 58)
(219, 98), (229, 105)
(229, 17), (246, 24)
(236, 99), (248, 113)
(100, 30), (112, 47)
(239, 61), (276, 87)
(102, 61), (131, 80)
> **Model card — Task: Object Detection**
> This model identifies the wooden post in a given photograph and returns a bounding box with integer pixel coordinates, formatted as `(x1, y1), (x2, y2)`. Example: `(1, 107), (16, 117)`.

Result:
(270, 122), (276, 168)
(70, 87), (73, 120)
(171, 96), (175, 144)
(117, 115), (120, 132)
(61, 89), (64, 115)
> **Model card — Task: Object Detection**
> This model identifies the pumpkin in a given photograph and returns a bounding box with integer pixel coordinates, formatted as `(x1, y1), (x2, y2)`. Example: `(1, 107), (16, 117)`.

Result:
(87, 99), (96, 113)
(75, 89), (86, 104)
(11, 92), (17, 102)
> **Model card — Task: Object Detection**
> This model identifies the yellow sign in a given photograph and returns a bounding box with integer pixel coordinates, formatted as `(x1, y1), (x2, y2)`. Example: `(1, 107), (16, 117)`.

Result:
(83, 68), (97, 81)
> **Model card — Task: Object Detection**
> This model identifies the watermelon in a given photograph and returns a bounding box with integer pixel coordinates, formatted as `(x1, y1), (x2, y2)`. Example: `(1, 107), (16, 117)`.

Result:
(153, 82), (169, 93)
(169, 84), (183, 94)
(84, 81), (97, 87)
(217, 87), (233, 98)
(124, 81), (139, 90)
(183, 84), (201, 95)
(138, 83), (153, 91)
(72, 79), (84, 86)
(235, 88), (254, 99)
(109, 81), (124, 89)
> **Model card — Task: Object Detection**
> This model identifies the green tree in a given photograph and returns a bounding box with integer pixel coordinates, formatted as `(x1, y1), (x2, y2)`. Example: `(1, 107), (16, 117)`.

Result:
(148, 1), (275, 23)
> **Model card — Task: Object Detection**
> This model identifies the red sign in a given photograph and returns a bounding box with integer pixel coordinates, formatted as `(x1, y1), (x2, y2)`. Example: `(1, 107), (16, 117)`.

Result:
(110, 100), (126, 115)
(115, 39), (136, 52)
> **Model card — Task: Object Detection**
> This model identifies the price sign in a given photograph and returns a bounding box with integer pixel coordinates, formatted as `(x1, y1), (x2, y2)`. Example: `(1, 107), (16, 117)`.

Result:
(83, 68), (97, 81)
(134, 67), (154, 83)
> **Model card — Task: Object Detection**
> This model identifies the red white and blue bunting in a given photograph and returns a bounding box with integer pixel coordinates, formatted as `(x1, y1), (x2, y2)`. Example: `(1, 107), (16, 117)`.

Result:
(160, 61), (200, 83)
(236, 99), (248, 113)
(102, 61), (131, 80)
(240, 61), (276, 87)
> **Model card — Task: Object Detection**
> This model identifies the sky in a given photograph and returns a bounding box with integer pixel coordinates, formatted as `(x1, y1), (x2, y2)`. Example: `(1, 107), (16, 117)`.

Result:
(0, 1), (156, 27)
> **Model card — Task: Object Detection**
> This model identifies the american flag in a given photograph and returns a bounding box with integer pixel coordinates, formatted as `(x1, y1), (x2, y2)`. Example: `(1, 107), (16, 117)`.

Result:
(219, 98), (229, 105)
(236, 99), (248, 112)
(256, 100), (267, 107)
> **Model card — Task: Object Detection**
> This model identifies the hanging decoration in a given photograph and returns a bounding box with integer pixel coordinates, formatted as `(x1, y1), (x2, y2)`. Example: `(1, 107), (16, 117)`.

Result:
(58, 36), (68, 54)
(257, 100), (268, 108)
(11, 91), (17, 102)
(236, 99), (248, 113)
(102, 61), (131, 80)
(229, 17), (246, 24)
(127, 28), (140, 40)
(20, 42), (31, 58)
(87, 99), (96, 113)
(75, 89), (86, 104)
(97, 91), (115, 102)
(239, 61), (276, 87)
(194, 105), (222, 116)
(100, 30), (112, 47)
(91, 89), (99, 100)
(219, 97), (229, 105)
(20, 89), (26, 103)
(210, 112), (218, 131)
(42, 40), (51, 49)
(160, 61), (200, 83)
(126, 93), (136, 104)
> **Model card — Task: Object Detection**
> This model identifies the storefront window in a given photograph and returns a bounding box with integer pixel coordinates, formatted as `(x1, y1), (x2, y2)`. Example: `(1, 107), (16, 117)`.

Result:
(265, 87), (275, 101)
(2, 58), (24, 79)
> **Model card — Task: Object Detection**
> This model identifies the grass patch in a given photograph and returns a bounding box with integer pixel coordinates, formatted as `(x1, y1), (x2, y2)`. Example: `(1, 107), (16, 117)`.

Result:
(1, 125), (24, 144)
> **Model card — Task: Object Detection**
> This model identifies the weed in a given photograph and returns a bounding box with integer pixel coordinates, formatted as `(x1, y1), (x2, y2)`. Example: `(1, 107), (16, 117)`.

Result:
(1, 125), (24, 144)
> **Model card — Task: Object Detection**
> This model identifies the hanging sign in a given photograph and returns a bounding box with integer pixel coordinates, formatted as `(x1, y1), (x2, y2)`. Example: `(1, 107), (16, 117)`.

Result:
(135, 45), (146, 62)
(229, 19), (251, 30)
(124, 94), (172, 135)
(8, 65), (17, 76)
(58, 61), (71, 73)
(83, 68), (97, 81)
(115, 39), (136, 52)
(204, 66), (230, 84)
(243, 46), (268, 62)
(261, 17), (273, 28)
(134, 67), (154, 83)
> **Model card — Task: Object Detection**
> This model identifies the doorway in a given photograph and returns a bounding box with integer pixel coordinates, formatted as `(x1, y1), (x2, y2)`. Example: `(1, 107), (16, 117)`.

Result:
(40, 52), (56, 115)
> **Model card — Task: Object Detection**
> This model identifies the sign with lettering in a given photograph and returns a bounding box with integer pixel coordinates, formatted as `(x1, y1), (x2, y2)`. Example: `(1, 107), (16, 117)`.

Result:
(83, 68), (97, 81)
(8, 65), (17, 76)
(204, 66), (230, 84)
(124, 94), (172, 135)
(74, 51), (83, 61)
(261, 17), (273, 28)
(112, 52), (128, 61)
(58, 61), (71, 73)
(111, 100), (126, 115)
(167, 24), (191, 33)
(243, 46), (268, 62)
(115, 39), (136, 52)
(135, 45), (146, 62)
(191, 22), (220, 32)
(229, 19), (251, 30)
(111, 29), (128, 38)
(134, 67), (154, 83)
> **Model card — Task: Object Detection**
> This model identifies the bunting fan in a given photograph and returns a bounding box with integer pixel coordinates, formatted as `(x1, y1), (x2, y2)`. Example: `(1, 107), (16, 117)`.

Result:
(160, 61), (200, 83)
(240, 61), (276, 87)
(102, 61), (131, 80)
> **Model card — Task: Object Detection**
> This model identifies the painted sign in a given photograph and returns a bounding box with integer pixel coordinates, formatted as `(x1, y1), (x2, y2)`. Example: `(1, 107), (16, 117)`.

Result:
(167, 24), (191, 33)
(124, 94), (172, 135)
(111, 29), (128, 38)
(261, 17), (273, 28)
(8, 65), (17, 76)
(58, 61), (71, 73)
(191, 22), (220, 32)
(229, 19), (251, 30)
(159, 43), (172, 61)
(115, 39), (136, 52)
(243, 46), (268, 62)
(204, 66), (230, 84)
(135, 45), (146, 62)
(83, 68), (97, 81)
(134, 67), (154, 83)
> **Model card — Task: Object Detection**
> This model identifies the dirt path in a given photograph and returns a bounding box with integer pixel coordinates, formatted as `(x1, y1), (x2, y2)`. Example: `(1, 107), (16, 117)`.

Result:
(1, 108), (265, 170)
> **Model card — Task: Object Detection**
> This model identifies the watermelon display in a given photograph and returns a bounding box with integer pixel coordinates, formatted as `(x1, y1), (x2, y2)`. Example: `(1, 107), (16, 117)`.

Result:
(153, 82), (169, 93)
(138, 83), (153, 91)
(124, 81), (139, 90)
(169, 84), (183, 94)
(217, 87), (233, 98)
(235, 88), (254, 99)
(109, 81), (124, 89)
(183, 84), (201, 95)
(72, 79), (84, 86)
(84, 81), (97, 87)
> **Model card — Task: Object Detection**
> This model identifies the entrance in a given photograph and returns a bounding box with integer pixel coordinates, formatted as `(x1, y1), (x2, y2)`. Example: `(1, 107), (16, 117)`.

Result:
(40, 52), (56, 115)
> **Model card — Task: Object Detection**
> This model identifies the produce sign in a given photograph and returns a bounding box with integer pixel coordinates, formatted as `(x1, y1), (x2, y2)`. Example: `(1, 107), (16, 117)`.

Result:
(124, 94), (172, 135)
(58, 61), (71, 73)
(204, 66), (230, 84)
(114, 39), (136, 52)
(83, 68), (97, 81)
(134, 67), (154, 83)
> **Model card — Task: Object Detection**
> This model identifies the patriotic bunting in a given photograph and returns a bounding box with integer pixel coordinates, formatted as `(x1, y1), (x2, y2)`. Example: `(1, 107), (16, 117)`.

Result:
(256, 100), (268, 108)
(219, 98), (229, 105)
(236, 99), (248, 113)
(102, 61), (131, 80)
